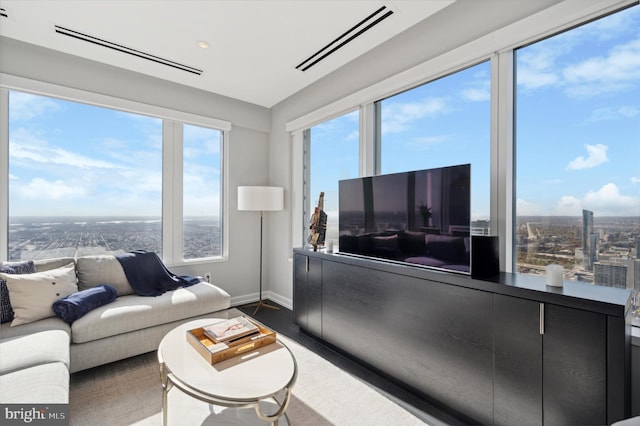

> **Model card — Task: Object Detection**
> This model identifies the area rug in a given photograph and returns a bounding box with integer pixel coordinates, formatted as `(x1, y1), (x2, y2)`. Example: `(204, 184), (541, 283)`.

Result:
(69, 335), (427, 425)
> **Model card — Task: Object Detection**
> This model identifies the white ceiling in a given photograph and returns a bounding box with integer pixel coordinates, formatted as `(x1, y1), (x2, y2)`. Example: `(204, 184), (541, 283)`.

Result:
(0, 0), (455, 107)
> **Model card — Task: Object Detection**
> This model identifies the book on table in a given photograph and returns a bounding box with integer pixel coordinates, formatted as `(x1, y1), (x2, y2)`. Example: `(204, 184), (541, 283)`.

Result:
(202, 316), (259, 343)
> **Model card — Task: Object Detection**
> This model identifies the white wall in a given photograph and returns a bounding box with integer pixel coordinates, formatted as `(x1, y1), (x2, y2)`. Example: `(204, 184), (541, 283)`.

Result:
(0, 36), (272, 304)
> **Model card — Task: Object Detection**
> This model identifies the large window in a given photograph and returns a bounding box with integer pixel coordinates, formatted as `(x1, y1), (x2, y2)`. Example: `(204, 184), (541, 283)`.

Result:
(377, 61), (492, 231)
(515, 5), (640, 314)
(183, 124), (223, 259)
(6, 90), (225, 262)
(304, 111), (359, 246)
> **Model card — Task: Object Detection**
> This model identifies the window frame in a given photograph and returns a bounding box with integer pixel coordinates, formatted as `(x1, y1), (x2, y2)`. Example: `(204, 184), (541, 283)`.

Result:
(0, 74), (231, 266)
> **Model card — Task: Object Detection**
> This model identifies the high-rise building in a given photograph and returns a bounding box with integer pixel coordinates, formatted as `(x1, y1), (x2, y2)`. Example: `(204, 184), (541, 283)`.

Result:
(594, 262), (628, 289)
(582, 209), (597, 271)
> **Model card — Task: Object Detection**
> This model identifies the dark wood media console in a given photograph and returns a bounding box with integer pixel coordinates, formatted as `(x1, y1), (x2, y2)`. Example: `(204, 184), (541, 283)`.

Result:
(293, 248), (633, 425)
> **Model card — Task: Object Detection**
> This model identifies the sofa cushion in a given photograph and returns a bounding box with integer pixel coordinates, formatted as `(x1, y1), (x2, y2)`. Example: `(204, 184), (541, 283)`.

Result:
(76, 255), (134, 296)
(0, 263), (78, 326)
(53, 285), (118, 324)
(34, 257), (76, 273)
(0, 362), (69, 404)
(0, 316), (70, 340)
(0, 261), (36, 324)
(0, 329), (70, 375)
(71, 282), (231, 343)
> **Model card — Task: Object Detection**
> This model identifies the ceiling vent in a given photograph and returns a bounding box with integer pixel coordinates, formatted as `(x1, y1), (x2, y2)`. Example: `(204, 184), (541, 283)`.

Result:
(0, 8), (8, 18)
(295, 5), (394, 72)
(54, 25), (203, 75)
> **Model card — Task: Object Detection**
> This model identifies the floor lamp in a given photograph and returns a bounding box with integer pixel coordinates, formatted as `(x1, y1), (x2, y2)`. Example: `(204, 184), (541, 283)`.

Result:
(238, 186), (284, 315)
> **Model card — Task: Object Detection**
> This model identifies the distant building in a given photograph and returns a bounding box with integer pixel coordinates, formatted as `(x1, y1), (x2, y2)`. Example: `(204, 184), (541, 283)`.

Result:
(582, 209), (597, 271)
(594, 262), (628, 289)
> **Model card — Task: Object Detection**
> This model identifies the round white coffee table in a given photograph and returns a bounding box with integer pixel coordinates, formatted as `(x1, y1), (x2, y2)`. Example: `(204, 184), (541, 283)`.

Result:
(158, 317), (297, 425)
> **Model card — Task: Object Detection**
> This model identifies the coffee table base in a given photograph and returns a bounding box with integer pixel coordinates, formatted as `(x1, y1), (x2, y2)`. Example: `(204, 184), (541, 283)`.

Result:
(160, 362), (294, 425)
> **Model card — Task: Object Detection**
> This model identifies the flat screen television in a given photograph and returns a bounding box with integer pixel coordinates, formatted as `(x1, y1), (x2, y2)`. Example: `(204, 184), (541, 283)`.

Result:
(338, 164), (471, 274)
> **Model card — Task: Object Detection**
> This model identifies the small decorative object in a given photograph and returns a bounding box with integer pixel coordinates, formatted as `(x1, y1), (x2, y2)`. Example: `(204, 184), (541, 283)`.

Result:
(326, 239), (334, 253)
(546, 264), (564, 287)
(308, 192), (327, 251)
(417, 202), (432, 227)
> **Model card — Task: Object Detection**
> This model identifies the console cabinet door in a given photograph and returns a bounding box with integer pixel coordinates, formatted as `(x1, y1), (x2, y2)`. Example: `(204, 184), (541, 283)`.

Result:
(293, 254), (308, 329)
(543, 303), (607, 425)
(322, 260), (494, 424)
(306, 256), (322, 336)
(494, 294), (543, 426)
(293, 254), (322, 336)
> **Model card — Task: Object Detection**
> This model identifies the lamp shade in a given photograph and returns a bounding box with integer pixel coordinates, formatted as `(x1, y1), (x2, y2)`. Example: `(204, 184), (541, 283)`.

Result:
(237, 186), (284, 211)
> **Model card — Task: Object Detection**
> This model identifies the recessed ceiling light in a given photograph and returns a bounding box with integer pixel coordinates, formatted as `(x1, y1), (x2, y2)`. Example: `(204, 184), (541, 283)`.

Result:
(197, 40), (209, 49)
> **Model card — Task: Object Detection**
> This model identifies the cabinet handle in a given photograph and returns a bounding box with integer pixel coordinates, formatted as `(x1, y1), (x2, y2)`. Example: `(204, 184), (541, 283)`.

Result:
(539, 303), (545, 335)
(306, 256), (309, 272)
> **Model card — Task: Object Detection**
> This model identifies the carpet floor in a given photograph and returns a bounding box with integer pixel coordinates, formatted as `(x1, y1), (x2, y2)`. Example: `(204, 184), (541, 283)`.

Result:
(69, 335), (428, 425)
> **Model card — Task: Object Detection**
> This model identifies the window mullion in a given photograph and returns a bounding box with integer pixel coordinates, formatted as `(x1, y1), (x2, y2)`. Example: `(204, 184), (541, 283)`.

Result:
(494, 51), (515, 273)
(0, 88), (8, 262)
(162, 120), (183, 265)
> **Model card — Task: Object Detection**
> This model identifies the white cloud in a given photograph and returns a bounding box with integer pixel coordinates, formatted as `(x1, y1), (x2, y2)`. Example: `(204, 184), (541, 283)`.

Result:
(566, 144), (609, 170)
(460, 87), (490, 102)
(404, 135), (449, 151)
(516, 45), (562, 91)
(11, 143), (119, 170)
(587, 106), (640, 122)
(9, 174), (18, 180)
(517, 27), (640, 98)
(522, 183), (639, 217)
(632, 176), (640, 184)
(14, 178), (85, 200)
(562, 39), (640, 85)
(10, 128), (121, 170)
(516, 198), (544, 216)
(381, 97), (448, 134)
(582, 183), (640, 216)
(563, 38), (640, 97)
(552, 195), (582, 216)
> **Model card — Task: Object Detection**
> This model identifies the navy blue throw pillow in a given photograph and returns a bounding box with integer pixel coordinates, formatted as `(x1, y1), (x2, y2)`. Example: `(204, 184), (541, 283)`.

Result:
(52, 285), (118, 324)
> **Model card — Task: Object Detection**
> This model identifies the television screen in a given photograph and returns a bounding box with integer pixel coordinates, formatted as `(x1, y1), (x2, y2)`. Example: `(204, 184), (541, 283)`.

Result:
(338, 164), (471, 274)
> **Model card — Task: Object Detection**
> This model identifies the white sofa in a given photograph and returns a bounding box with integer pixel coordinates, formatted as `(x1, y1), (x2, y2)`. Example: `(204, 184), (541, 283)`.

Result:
(0, 255), (231, 403)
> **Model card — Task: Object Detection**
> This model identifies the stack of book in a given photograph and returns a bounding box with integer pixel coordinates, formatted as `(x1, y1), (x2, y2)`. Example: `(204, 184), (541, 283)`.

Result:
(187, 316), (276, 364)
(202, 316), (259, 343)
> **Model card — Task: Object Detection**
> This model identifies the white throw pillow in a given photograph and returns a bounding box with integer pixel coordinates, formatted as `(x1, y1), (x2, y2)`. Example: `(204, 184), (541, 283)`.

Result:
(0, 263), (78, 326)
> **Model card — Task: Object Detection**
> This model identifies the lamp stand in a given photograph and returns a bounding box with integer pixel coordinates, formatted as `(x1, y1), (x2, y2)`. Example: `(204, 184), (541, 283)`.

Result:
(248, 210), (280, 315)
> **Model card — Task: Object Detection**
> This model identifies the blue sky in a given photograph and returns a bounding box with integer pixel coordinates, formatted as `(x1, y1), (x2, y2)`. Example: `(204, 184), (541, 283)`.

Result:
(515, 5), (639, 218)
(8, 94), (221, 217)
(311, 4), (639, 221)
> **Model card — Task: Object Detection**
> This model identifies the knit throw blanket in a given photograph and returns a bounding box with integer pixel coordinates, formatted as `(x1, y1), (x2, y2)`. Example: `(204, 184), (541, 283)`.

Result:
(115, 250), (200, 296)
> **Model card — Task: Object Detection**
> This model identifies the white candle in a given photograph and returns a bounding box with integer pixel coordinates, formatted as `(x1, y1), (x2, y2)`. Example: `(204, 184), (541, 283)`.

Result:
(546, 264), (564, 287)
(326, 240), (334, 253)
